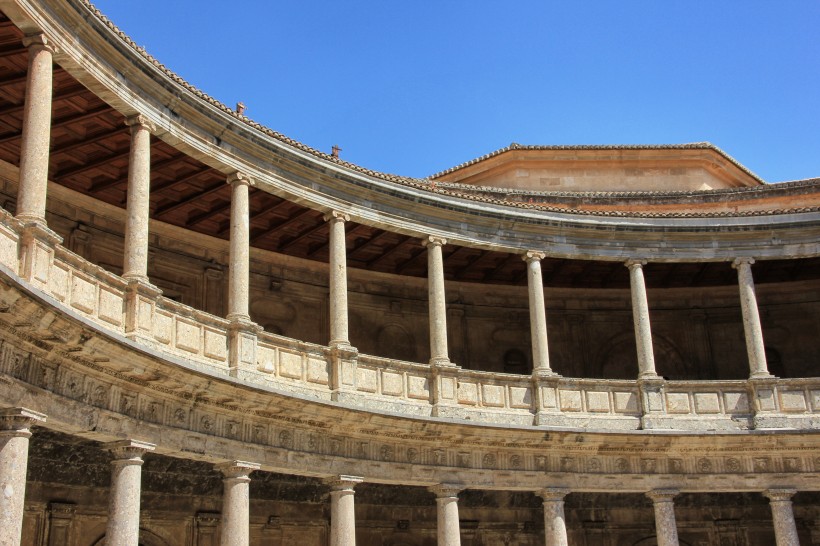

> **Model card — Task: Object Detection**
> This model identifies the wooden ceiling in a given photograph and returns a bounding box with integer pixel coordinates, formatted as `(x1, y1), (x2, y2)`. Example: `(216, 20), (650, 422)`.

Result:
(0, 13), (818, 289)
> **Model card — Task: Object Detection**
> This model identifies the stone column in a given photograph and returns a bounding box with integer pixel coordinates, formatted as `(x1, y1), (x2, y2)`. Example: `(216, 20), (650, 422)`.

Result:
(0, 407), (46, 546)
(216, 461), (260, 546)
(647, 489), (680, 546)
(328, 475), (362, 546)
(326, 211), (351, 347)
(764, 489), (800, 546)
(227, 172), (254, 323)
(626, 260), (659, 378)
(732, 258), (772, 378)
(431, 485), (462, 546)
(16, 34), (57, 226)
(539, 488), (569, 546)
(122, 114), (155, 283)
(426, 236), (451, 366)
(226, 173), (260, 376)
(104, 439), (155, 546)
(524, 251), (554, 374)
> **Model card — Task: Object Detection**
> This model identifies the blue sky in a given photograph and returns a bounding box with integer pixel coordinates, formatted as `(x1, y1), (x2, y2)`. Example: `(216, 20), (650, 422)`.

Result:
(92, 1), (820, 183)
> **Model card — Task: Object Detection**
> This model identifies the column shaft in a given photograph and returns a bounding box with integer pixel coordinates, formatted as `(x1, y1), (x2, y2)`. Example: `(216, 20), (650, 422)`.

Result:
(105, 440), (155, 546)
(431, 485), (462, 546)
(426, 236), (450, 365)
(0, 408), (46, 546)
(227, 173), (253, 321)
(765, 489), (800, 546)
(626, 260), (658, 378)
(539, 488), (569, 546)
(525, 252), (552, 373)
(647, 489), (680, 546)
(327, 212), (350, 346)
(217, 461), (259, 546)
(16, 35), (56, 225)
(122, 116), (154, 282)
(329, 476), (361, 546)
(733, 258), (771, 378)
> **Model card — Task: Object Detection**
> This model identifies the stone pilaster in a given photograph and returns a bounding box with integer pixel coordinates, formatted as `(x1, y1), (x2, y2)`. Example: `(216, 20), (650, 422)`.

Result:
(538, 487), (570, 546)
(430, 484), (463, 546)
(226, 173), (260, 377)
(425, 236), (451, 366)
(328, 475), (362, 546)
(524, 251), (554, 374)
(216, 461), (260, 546)
(764, 488), (800, 546)
(47, 502), (76, 546)
(0, 407), (46, 546)
(626, 260), (659, 379)
(104, 439), (155, 546)
(732, 258), (773, 379)
(16, 34), (57, 227)
(122, 115), (155, 283)
(647, 489), (680, 546)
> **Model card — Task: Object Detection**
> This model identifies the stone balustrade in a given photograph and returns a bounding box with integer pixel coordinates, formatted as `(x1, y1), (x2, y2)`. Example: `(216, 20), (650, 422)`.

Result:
(0, 208), (817, 433)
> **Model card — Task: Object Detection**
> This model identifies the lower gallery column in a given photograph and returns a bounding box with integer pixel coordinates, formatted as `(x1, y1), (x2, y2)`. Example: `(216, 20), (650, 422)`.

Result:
(732, 258), (772, 378)
(16, 34), (56, 226)
(329, 475), (362, 546)
(104, 440), (156, 546)
(425, 236), (451, 366)
(625, 260), (659, 378)
(764, 489), (800, 546)
(0, 407), (46, 546)
(539, 488), (569, 546)
(430, 485), (462, 546)
(216, 461), (260, 546)
(647, 489), (680, 546)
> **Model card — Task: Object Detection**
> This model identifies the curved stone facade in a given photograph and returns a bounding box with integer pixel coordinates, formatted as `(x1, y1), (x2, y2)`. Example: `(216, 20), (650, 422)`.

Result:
(0, 0), (818, 544)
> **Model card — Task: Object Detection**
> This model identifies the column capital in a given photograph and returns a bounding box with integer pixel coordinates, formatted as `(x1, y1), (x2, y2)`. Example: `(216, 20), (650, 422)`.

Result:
(324, 210), (350, 223)
(625, 259), (647, 270)
(22, 33), (58, 54)
(523, 250), (546, 262)
(732, 257), (756, 269)
(538, 487), (570, 502)
(429, 484), (463, 498)
(764, 488), (797, 502)
(0, 407), (46, 435)
(124, 114), (156, 133)
(105, 439), (156, 461)
(216, 460), (260, 480)
(424, 235), (447, 248)
(327, 475), (363, 492)
(647, 488), (679, 503)
(226, 171), (255, 187)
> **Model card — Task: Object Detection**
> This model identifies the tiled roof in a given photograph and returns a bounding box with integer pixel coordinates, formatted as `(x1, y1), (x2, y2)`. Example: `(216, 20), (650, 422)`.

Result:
(429, 142), (765, 184)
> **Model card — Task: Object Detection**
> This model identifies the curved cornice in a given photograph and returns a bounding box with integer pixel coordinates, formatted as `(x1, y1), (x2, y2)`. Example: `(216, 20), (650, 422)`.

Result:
(2, 0), (819, 262)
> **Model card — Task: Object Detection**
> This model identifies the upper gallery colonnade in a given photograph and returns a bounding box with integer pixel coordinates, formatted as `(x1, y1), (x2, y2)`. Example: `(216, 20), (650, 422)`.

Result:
(10, 27), (787, 391)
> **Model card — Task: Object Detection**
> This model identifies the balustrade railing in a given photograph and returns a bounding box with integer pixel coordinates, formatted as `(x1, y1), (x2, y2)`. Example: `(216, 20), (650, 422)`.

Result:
(0, 209), (818, 431)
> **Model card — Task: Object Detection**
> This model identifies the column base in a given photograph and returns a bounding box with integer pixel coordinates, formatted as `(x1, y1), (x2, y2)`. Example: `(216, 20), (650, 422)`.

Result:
(329, 343), (358, 401)
(124, 278), (162, 345)
(18, 222), (62, 286)
(228, 318), (262, 378)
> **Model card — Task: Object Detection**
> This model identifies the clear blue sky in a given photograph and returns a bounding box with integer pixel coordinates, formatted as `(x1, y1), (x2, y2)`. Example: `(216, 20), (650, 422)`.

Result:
(92, 1), (820, 183)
